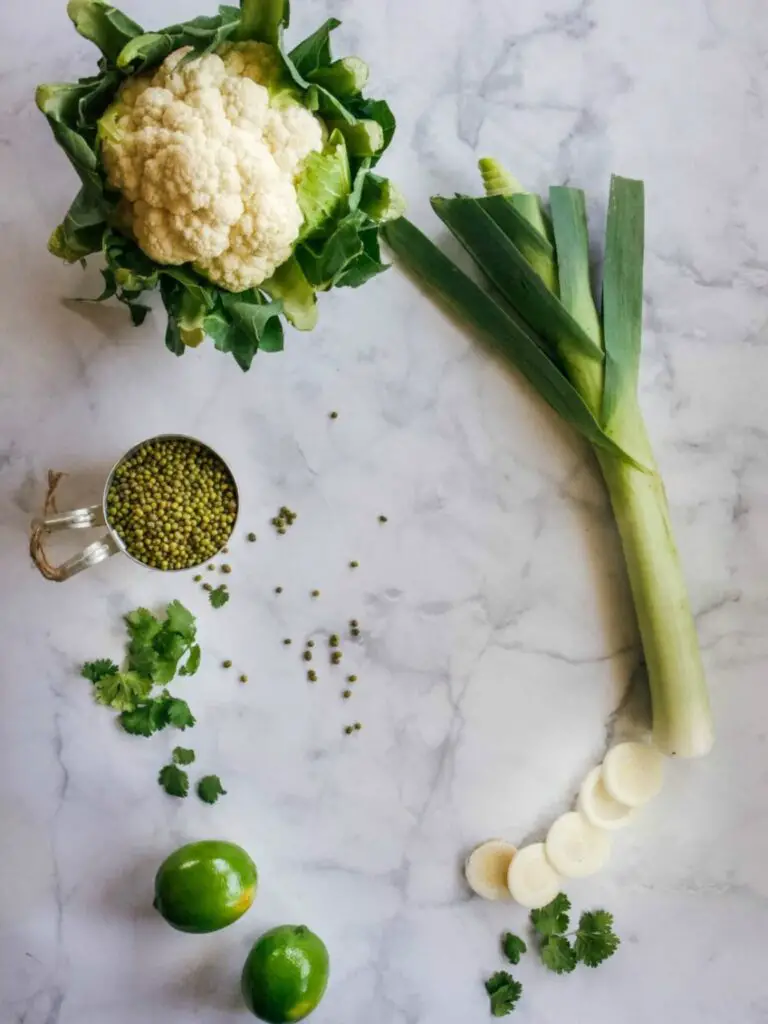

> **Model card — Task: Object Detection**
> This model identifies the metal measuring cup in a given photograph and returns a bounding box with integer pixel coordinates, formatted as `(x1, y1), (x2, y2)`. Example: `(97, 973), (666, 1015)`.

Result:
(29, 434), (239, 582)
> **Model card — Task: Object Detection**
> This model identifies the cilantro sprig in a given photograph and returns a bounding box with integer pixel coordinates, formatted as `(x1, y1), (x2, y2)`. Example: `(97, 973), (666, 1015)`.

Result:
(119, 693), (196, 736)
(158, 763), (189, 798)
(485, 972), (522, 1017)
(156, 762), (227, 805)
(485, 893), (620, 1015)
(81, 659), (119, 683)
(209, 585), (229, 609)
(573, 910), (620, 967)
(197, 775), (227, 804)
(530, 892), (571, 937)
(81, 601), (225, 807)
(539, 934), (577, 975)
(530, 893), (620, 972)
(125, 602), (199, 682)
(82, 602), (198, 714)
(501, 933), (527, 966)
(93, 670), (152, 712)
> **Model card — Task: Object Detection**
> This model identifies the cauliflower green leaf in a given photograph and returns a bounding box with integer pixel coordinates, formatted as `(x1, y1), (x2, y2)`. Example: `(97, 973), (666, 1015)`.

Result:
(296, 130), (351, 239)
(263, 258), (317, 330)
(287, 18), (339, 78)
(67, 0), (144, 64)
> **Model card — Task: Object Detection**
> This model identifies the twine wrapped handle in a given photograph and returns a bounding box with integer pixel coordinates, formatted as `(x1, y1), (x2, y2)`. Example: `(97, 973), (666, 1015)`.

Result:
(29, 471), (68, 581)
(29, 471), (117, 581)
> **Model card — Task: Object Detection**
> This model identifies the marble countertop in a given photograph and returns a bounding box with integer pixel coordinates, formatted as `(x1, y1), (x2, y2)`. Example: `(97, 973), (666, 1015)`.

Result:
(2, 0), (767, 1021)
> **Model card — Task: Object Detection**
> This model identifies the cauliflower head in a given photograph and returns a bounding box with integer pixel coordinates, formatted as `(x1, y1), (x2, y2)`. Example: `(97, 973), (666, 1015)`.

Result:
(100, 43), (324, 292)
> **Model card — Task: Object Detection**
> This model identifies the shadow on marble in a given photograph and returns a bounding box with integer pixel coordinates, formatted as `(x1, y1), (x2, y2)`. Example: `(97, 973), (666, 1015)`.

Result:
(158, 944), (246, 1014)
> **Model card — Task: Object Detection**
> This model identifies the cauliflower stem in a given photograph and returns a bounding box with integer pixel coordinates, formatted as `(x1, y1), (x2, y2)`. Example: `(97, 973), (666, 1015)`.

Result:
(37, 0), (401, 370)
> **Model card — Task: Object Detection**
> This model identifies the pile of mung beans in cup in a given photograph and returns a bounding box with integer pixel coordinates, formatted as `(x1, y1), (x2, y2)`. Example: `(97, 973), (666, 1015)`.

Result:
(106, 437), (237, 571)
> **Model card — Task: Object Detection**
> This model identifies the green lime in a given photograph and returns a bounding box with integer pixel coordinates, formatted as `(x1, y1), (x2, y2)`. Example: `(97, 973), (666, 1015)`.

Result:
(241, 925), (329, 1022)
(153, 840), (257, 934)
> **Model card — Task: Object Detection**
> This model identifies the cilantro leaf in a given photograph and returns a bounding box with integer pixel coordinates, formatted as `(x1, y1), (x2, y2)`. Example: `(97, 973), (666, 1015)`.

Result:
(118, 694), (195, 735)
(179, 643), (201, 676)
(119, 703), (157, 736)
(574, 910), (620, 967)
(154, 629), (189, 661)
(539, 935), (578, 974)
(158, 763), (189, 798)
(209, 585), (230, 609)
(152, 654), (182, 685)
(583, 909), (615, 933)
(125, 603), (198, 685)
(165, 600), (196, 640)
(530, 893), (571, 937)
(148, 698), (172, 732)
(485, 972), (522, 1017)
(93, 671), (152, 712)
(173, 746), (195, 765)
(82, 659), (119, 683)
(125, 607), (163, 644)
(197, 775), (227, 804)
(152, 630), (191, 683)
(165, 697), (196, 730)
(501, 932), (527, 965)
(126, 640), (158, 679)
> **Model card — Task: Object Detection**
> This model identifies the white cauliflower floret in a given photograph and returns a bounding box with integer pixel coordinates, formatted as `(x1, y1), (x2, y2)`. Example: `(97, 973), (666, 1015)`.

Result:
(218, 41), (283, 87)
(265, 100), (324, 178)
(100, 43), (324, 291)
(196, 136), (303, 291)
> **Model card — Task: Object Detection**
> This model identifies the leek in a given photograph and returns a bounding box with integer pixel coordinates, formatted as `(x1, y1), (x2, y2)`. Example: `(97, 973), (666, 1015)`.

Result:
(383, 163), (713, 758)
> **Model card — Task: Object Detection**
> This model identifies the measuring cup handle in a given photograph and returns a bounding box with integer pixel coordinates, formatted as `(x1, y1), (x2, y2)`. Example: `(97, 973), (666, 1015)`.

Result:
(39, 505), (106, 531)
(30, 502), (119, 582)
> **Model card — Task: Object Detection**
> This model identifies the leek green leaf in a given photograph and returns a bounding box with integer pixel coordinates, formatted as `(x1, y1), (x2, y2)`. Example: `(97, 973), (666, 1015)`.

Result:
(511, 193), (553, 244)
(383, 218), (638, 466)
(479, 158), (552, 242)
(549, 186), (602, 348)
(602, 176), (645, 427)
(431, 197), (601, 361)
(478, 195), (558, 294)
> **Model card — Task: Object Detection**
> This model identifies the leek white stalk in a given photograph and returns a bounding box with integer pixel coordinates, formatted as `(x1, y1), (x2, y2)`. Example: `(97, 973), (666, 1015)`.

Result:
(598, 439), (712, 756)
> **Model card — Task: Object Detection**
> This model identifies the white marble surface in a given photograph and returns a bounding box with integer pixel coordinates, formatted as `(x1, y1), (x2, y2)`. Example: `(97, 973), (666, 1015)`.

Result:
(2, 0), (768, 1021)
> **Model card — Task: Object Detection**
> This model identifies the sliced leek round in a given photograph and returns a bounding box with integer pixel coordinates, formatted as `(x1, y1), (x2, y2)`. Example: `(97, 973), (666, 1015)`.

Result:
(464, 840), (517, 901)
(602, 741), (664, 808)
(545, 811), (612, 878)
(578, 765), (635, 830)
(506, 842), (562, 909)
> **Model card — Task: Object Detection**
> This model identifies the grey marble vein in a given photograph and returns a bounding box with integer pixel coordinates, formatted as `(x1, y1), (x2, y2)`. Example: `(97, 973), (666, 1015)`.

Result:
(1, 0), (767, 1021)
